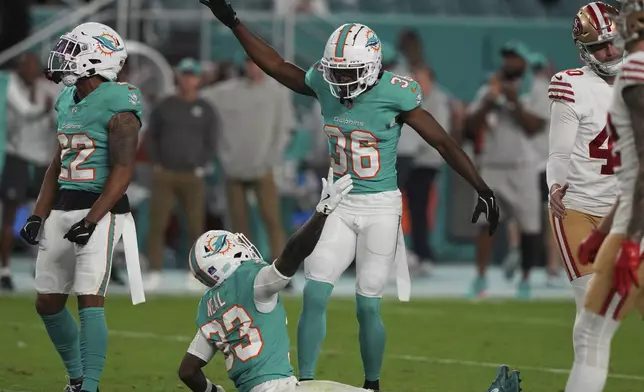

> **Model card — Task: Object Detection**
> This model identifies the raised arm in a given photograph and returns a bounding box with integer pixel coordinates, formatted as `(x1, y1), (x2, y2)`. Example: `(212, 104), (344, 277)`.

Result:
(200, 0), (315, 97)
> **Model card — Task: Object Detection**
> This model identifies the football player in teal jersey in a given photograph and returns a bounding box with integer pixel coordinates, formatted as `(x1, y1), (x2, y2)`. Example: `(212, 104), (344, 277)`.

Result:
(178, 169), (362, 392)
(18, 22), (142, 392)
(200, 1), (500, 390)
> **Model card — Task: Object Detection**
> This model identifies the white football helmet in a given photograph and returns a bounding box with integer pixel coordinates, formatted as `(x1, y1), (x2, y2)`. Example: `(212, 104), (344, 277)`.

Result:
(188, 230), (262, 288)
(321, 23), (383, 99)
(46, 22), (127, 87)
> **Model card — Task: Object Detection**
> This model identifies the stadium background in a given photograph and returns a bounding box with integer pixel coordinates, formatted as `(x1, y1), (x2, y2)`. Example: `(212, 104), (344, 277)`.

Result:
(0, 0), (592, 265)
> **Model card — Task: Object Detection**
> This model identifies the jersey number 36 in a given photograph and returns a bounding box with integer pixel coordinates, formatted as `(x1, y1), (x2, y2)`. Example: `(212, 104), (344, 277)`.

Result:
(324, 125), (380, 179)
(201, 306), (264, 371)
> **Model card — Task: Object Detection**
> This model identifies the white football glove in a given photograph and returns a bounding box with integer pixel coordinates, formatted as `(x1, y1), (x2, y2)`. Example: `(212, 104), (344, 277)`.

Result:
(315, 168), (353, 215)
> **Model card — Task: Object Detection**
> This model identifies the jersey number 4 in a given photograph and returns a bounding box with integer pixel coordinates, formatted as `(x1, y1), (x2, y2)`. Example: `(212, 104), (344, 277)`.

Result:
(589, 116), (622, 175)
(58, 133), (96, 181)
(202, 306), (264, 371)
(324, 125), (380, 179)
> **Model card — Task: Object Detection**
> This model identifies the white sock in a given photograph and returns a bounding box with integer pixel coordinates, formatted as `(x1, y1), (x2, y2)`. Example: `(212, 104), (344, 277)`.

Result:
(565, 309), (619, 392)
(571, 274), (593, 317)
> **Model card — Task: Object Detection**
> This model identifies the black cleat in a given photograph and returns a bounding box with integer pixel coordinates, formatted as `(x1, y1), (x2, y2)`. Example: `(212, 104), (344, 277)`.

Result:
(0, 275), (14, 291)
(64, 378), (83, 392)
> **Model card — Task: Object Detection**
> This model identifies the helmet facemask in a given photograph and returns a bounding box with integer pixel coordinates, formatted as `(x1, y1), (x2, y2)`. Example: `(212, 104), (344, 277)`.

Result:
(47, 36), (92, 86)
(46, 24), (126, 87)
(321, 58), (379, 99)
(577, 38), (624, 76)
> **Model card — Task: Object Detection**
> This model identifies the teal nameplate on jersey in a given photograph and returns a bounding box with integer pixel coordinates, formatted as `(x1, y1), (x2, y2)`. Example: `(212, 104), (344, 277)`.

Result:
(54, 82), (142, 193)
(305, 64), (423, 194)
(195, 261), (293, 392)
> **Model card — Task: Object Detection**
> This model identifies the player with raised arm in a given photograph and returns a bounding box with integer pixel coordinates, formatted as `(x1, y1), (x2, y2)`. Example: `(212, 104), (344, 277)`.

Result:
(18, 22), (142, 392)
(546, 1), (623, 318)
(199, 1), (499, 390)
(178, 169), (362, 392)
(564, 1), (644, 391)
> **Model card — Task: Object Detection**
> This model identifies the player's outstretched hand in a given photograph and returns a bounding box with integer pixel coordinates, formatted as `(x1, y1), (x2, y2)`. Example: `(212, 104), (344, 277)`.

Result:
(613, 240), (641, 298)
(316, 168), (353, 215)
(199, 0), (239, 28)
(471, 189), (500, 236)
(549, 183), (568, 219)
(20, 215), (42, 245)
(63, 218), (97, 246)
(578, 229), (607, 265)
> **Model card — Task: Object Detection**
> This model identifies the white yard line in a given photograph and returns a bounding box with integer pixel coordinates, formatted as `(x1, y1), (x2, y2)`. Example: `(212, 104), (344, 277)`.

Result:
(3, 322), (644, 382)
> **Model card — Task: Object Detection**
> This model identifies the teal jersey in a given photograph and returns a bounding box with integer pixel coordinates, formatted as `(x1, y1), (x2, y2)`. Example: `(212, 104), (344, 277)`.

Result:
(55, 82), (143, 193)
(195, 260), (293, 392)
(305, 65), (423, 194)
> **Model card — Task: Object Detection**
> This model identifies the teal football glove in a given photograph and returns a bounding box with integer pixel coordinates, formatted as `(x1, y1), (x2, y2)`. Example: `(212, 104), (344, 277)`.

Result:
(199, 0), (239, 28)
(487, 365), (522, 392)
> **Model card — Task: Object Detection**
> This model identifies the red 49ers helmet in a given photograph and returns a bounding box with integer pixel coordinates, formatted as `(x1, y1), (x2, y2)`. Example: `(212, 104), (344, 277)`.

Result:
(573, 1), (624, 76)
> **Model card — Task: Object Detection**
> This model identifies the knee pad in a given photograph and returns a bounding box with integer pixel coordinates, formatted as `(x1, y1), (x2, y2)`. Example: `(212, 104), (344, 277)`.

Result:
(572, 309), (620, 368)
(302, 280), (333, 312)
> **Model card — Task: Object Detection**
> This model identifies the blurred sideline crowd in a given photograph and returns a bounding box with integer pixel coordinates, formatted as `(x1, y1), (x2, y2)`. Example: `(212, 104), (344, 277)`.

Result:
(0, 26), (565, 295)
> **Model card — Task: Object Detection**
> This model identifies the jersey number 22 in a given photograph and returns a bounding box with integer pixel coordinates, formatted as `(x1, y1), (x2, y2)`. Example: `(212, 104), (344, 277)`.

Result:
(58, 133), (96, 181)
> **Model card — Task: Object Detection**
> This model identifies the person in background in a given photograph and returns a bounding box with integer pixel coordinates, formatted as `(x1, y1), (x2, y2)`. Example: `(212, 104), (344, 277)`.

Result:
(146, 58), (219, 291)
(1, 53), (57, 291)
(528, 52), (563, 287)
(397, 67), (455, 276)
(201, 56), (295, 263)
(465, 41), (548, 299)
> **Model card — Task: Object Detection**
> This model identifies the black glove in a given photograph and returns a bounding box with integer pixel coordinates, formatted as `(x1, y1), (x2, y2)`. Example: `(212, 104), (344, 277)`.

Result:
(199, 0), (240, 28)
(44, 69), (62, 84)
(20, 215), (43, 245)
(64, 218), (97, 246)
(471, 189), (500, 236)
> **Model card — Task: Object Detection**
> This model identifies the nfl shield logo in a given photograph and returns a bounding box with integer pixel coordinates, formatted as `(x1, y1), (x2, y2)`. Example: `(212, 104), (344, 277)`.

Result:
(71, 107), (78, 115)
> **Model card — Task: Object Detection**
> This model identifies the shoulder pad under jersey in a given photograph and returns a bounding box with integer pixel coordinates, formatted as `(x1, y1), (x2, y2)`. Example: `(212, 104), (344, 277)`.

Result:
(618, 52), (644, 88)
(548, 68), (587, 106)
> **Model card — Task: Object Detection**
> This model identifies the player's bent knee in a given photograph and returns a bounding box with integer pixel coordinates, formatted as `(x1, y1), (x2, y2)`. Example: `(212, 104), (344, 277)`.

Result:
(35, 293), (67, 316)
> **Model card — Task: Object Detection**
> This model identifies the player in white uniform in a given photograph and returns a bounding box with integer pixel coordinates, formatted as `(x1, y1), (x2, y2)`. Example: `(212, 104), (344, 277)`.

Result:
(547, 1), (623, 315)
(564, 1), (644, 391)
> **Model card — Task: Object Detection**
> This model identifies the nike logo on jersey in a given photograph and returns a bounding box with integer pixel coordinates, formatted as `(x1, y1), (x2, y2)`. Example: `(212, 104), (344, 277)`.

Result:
(411, 86), (417, 93)
(555, 74), (563, 80)
(322, 194), (330, 201)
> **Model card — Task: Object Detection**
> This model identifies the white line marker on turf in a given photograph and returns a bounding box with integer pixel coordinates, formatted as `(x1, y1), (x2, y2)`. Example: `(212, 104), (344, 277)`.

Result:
(4, 321), (644, 383)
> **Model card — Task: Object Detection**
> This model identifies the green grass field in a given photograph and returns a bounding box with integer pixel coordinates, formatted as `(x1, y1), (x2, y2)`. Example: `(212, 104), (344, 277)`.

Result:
(1, 295), (643, 392)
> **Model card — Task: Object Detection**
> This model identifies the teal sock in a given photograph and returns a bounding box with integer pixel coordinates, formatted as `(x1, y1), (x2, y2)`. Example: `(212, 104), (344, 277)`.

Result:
(79, 307), (108, 392)
(356, 294), (385, 382)
(297, 280), (333, 380)
(40, 308), (83, 380)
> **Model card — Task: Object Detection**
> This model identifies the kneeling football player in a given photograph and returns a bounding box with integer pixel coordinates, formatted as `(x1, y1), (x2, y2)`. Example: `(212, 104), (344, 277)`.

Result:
(178, 169), (368, 392)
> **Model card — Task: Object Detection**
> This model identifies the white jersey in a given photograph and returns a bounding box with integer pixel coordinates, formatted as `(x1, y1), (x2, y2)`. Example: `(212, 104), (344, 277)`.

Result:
(546, 66), (617, 216)
(607, 52), (644, 234)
